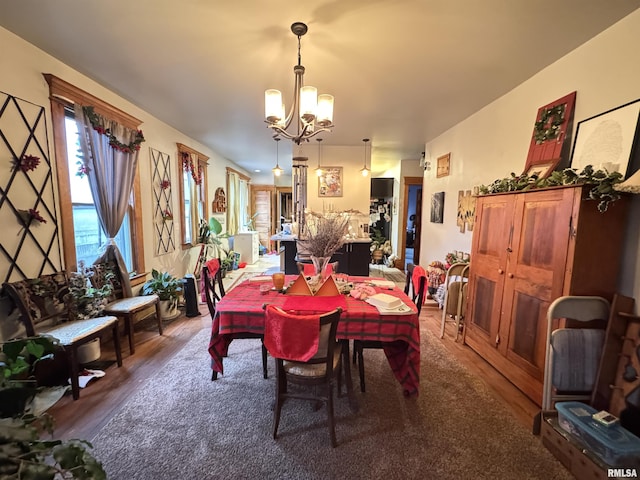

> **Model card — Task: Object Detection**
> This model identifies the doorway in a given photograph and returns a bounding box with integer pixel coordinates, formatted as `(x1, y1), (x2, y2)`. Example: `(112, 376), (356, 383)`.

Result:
(400, 177), (423, 269)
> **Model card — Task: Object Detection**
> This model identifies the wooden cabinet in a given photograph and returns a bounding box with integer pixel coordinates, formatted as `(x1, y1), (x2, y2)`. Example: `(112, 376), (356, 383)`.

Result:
(464, 186), (628, 406)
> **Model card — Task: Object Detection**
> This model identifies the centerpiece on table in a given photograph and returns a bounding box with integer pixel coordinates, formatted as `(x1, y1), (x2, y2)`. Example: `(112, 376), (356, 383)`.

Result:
(296, 211), (350, 281)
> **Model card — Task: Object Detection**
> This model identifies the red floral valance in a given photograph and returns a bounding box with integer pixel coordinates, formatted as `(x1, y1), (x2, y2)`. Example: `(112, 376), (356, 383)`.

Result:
(181, 151), (203, 185)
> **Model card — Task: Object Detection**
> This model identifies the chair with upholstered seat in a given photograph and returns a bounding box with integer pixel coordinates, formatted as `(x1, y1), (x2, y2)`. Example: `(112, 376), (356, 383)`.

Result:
(203, 261), (267, 381)
(439, 263), (470, 340)
(264, 305), (344, 447)
(88, 261), (162, 355)
(3, 271), (123, 400)
(353, 265), (426, 392)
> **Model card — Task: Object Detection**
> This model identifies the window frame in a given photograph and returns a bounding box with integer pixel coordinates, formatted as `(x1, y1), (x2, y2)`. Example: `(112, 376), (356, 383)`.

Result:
(176, 143), (209, 248)
(45, 74), (146, 284)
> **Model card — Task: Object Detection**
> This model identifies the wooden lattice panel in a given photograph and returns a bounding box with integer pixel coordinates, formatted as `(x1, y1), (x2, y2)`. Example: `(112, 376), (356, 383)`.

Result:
(0, 91), (61, 283)
(150, 148), (175, 255)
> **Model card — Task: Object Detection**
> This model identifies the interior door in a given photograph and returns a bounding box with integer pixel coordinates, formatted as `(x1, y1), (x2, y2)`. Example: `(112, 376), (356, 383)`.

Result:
(413, 187), (422, 265)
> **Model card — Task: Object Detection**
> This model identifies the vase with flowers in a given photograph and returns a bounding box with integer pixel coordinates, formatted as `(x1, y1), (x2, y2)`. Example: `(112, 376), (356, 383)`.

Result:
(297, 212), (350, 279)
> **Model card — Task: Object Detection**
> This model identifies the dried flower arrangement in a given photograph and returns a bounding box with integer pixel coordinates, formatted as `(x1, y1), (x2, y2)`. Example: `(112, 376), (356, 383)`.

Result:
(297, 211), (350, 258)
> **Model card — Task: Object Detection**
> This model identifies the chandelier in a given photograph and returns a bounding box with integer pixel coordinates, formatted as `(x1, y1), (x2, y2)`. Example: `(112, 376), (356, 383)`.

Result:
(265, 22), (334, 145)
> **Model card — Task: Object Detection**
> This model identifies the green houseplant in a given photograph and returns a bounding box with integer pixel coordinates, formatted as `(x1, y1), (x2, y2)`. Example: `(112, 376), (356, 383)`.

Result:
(141, 269), (183, 319)
(0, 336), (106, 479)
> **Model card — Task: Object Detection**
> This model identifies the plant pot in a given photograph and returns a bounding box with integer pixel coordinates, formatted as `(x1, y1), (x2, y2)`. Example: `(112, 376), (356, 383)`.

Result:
(372, 249), (384, 264)
(159, 300), (181, 321)
(77, 338), (101, 364)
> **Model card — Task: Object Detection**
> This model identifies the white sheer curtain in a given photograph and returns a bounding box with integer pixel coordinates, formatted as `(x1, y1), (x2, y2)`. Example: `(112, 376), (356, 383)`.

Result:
(75, 104), (142, 296)
(239, 178), (249, 231)
(227, 171), (240, 235)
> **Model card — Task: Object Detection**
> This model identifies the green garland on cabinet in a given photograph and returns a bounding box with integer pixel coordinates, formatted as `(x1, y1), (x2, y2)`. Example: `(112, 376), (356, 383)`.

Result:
(478, 165), (624, 212)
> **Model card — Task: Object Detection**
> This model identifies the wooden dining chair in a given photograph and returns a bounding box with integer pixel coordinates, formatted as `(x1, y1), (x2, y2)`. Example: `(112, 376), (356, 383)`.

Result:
(353, 267), (425, 393)
(264, 305), (344, 447)
(88, 260), (163, 355)
(203, 262), (267, 381)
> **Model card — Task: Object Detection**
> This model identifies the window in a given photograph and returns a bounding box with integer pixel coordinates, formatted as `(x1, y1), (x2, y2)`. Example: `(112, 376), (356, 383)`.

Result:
(226, 167), (251, 235)
(45, 74), (145, 278)
(64, 114), (133, 270)
(177, 143), (208, 247)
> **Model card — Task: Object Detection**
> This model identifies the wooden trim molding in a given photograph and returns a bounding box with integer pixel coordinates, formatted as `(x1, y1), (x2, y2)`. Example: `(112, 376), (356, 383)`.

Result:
(226, 166), (250, 182)
(176, 143), (209, 162)
(43, 74), (142, 129)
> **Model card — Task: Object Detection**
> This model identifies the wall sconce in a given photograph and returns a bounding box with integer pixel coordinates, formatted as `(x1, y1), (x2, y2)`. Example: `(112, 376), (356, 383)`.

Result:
(419, 151), (431, 171)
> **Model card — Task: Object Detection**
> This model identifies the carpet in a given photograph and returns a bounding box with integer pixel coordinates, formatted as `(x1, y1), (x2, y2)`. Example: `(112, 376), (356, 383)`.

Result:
(91, 323), (571, 480)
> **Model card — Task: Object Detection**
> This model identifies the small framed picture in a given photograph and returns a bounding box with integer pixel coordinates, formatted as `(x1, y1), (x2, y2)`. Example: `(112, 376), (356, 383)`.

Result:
(526, 162), (556, 179)
(437, 153), (451, 178)
(318, 167), (343, 197)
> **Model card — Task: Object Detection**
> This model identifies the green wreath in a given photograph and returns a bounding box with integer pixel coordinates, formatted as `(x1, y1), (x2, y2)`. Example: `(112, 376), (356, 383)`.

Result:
(533, 104), (565, 144)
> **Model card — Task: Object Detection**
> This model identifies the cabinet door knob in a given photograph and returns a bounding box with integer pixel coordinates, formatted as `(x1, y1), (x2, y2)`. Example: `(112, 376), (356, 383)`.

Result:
(495, 334), (500, 346)
(498, 269), (504, 275)
(506, 247), (512, 253)
(508, 273), (514, 278)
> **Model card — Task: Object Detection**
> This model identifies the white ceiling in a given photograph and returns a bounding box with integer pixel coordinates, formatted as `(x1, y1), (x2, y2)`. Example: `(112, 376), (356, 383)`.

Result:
(2, 1), (639, 175)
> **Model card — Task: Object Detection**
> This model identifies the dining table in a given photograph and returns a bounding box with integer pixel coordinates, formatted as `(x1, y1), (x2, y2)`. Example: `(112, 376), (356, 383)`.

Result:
(207, 275), (421, 402)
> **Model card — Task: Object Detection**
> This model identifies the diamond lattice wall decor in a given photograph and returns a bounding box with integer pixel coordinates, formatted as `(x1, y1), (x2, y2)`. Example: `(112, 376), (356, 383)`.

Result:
(0, 91), (61, 283)
(150, 148), (175, 255)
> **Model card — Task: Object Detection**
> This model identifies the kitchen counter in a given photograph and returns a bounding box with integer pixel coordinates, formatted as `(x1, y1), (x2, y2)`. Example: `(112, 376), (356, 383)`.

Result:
(276, 236), (372, 275)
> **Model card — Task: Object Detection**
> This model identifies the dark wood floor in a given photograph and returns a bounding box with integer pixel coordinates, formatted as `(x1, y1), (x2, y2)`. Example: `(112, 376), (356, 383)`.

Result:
(48, 302), (540, 441)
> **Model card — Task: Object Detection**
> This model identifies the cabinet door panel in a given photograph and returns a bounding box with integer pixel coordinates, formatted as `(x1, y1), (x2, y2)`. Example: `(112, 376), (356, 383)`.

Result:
(466, 195), (513, 345)
(501, 188), (574, 378)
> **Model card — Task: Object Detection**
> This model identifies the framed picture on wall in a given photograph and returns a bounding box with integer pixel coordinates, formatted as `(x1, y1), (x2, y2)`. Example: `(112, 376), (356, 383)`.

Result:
(430, 191), (445, 223)
(570, 98), (640, 179)
(318, 167), (343, 197)
(436, 153), (451, 178)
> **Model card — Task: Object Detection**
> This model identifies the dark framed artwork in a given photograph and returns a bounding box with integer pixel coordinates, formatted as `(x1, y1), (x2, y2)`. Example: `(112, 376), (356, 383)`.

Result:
(318, 167), (343, 197)
(430, 191), (444, 224)
(524, 91), (576, 175)
(570, 98), (640, 179)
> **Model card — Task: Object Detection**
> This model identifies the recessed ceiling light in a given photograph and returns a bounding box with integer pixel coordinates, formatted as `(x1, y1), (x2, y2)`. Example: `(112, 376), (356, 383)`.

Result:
(254, 169), (261, 173)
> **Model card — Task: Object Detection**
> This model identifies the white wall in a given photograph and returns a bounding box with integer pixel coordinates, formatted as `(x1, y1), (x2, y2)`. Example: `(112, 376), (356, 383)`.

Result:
(301, 144), (371, 216)
(420, 9), (640, 307)
(0, 26), (250, 280)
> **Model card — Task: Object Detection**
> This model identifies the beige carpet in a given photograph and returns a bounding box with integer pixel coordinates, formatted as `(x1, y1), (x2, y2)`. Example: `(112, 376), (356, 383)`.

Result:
(90, 319), (571, 480)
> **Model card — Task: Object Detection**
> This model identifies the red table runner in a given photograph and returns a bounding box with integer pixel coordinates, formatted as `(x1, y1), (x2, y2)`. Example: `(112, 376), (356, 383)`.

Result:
(208, 276), (421, 395)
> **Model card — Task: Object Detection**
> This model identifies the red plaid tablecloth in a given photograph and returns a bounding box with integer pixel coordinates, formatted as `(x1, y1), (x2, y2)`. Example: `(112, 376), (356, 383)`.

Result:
(208, 276), (421, 395)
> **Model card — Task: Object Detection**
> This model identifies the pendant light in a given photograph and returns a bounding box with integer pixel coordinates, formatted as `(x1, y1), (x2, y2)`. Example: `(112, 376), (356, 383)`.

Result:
(315, 138), (323, 177)
(272, 138), (283, 177)
(360, 138), (370, 177)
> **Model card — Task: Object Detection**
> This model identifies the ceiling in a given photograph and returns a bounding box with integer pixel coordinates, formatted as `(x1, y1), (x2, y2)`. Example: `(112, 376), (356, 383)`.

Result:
(2, 1), (639, 176)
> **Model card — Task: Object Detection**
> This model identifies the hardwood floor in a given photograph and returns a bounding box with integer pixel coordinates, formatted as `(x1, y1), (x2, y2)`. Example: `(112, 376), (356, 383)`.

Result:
(48, 301), (540, 441)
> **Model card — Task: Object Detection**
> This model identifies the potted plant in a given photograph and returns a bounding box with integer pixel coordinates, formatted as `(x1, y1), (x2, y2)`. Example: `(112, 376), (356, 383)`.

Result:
(141, 269), (183, 320)
(0, 336), (107, 478)
(369, 228), (391, 264)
